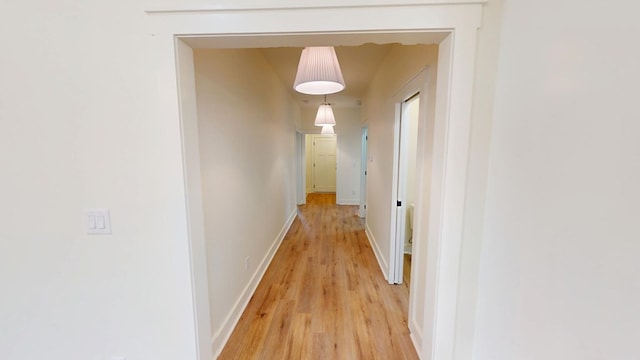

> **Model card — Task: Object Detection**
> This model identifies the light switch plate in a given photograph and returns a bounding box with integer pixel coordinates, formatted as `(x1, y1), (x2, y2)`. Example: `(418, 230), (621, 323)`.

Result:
(84, 208), (112, 234)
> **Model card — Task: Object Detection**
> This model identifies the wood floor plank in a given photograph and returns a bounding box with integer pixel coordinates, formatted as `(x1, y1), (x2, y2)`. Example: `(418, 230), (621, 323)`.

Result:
(257, 299), (294, 360)
(285, 313), (312, 359)
(218, 193), (418, 359)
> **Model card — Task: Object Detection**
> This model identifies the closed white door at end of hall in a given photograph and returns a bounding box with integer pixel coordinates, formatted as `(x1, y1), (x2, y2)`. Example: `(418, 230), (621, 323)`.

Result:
(313, 136), (336, 192)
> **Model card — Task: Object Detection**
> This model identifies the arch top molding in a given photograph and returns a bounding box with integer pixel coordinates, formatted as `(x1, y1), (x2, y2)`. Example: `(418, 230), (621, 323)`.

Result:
(145, 0), (487, 15)
(145, 1), (485, 37)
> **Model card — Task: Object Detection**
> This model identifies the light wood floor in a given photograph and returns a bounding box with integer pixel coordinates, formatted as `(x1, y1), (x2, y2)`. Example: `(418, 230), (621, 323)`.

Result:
(403, 254), (412, 287)
(218, 193), (417, 360)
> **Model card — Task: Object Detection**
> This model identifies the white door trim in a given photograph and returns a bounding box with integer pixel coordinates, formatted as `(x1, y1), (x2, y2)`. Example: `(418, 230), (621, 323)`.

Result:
(358, 127), (368, 218)
(148, 3), (484, 359)
(389, 71), (428, 286)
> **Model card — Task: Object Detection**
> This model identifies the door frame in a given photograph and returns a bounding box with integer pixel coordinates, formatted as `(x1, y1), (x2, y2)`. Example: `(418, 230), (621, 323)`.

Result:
(389, 81), (425, 285)
(310, 134), (338, 193)
(359, 126), (368, 218)
(296, 131), (306, 205)
(302, 132), (339, 198)
(148, 2), (484, 359)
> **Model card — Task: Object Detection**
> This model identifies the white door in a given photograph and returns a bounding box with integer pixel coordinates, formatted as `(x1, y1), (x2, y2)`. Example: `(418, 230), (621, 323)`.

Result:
(390, 93), (420, 284)
(312, 135), (337, 192)
(359, 127), (368, 218)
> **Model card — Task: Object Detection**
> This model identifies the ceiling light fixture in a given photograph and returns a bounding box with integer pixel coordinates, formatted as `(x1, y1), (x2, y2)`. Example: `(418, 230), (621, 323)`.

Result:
(321, 125), (335, 135)
(294, 46), (345, 95)
(314, 95), (336, 127)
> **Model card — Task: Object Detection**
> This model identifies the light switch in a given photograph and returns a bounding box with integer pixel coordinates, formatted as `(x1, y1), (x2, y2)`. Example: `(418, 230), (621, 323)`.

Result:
(96, 216), (105, 229)
(84, 208), (112, 234)
(88, 215), (96, 229)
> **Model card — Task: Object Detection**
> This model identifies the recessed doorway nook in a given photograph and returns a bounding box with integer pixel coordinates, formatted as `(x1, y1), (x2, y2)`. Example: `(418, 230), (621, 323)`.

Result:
(389, 70), (430, 289)
(359, 126), (368, 219)
(306, 133), (337, 195)
(148, 3), (484, 359)
(383, 70), (432, 345)
(298, 131), (340, 205)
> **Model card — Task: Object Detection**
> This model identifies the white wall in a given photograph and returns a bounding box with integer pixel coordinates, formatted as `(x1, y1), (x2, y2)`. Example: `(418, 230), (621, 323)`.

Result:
(336, 108), (363, 205)
(473, 1), (640, 359)
(454, 1), (504, 358)
(305, 134), (313, 194)
(0, 1), (200, 359)
(193, 49), (299, 354)
(299, 106), (362, 204)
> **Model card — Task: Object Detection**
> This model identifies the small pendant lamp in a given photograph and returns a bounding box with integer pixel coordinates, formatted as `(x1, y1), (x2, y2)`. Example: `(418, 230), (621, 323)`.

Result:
(294, 46), (345, 95)
(314, 95), (336, 127)
(321, 125), (335, 135)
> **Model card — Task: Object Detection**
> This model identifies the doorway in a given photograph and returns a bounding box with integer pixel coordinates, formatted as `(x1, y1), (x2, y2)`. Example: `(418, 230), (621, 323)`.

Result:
(306, 134), (337, 194)
(358, 127), (368, 218)
(400, 94), (420, 286)
(162, 5), (484, 358)
(390, 92), (421, 285)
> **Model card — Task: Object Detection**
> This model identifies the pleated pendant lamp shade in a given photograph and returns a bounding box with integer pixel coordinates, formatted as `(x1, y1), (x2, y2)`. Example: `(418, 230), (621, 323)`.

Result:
(294, 46), (345, 95)
(315, 103), (336, 127)
(321, 125), (335, 135)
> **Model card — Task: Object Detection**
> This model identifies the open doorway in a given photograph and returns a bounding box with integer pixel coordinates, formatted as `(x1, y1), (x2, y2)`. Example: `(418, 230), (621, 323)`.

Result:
(358, 127), (368, 218)
(390, 90), (421, 286)
(398, 94), (420, 286)
(162, 5), (484, 357)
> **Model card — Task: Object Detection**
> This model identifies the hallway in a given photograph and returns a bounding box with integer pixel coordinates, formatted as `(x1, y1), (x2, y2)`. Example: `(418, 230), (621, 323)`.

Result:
(218, 193), (418, 359)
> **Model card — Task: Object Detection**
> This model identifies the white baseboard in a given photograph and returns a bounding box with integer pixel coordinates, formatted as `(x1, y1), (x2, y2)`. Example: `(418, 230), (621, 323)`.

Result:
(336, 197), (359, 205)
(211, 209), (298, 357)
(366, 224), (422, 357)
(410, 318), (423, 359)
(364, 223), (388, 281)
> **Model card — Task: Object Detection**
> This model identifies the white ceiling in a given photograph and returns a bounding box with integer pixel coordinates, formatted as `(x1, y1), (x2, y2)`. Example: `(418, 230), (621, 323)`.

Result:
(183, 31), (447, 108)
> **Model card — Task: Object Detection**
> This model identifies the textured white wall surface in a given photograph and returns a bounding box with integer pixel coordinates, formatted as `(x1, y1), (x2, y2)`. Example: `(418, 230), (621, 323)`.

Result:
(473, 1), (640, 359)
